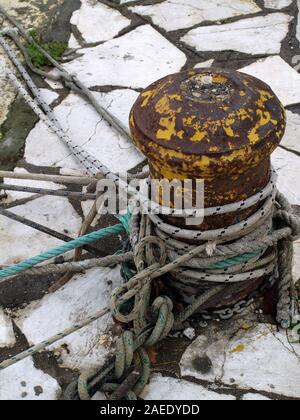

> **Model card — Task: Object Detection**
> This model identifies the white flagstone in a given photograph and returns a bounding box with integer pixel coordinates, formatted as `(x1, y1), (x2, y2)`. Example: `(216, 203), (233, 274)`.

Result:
(264, 0), (292, 9)
(0, 309), (15, 348)
(15, 266), (122, 371)
(63, 25), (186, 89)
(0, 357), (61, 400)
(240, 56), (300, 107)
(194, 59), (214, 69)
(281, 111), (300, 154)
(271, 147), (300, 205)
(130, 0), (261, 32)
(180, 323), (300, 398)
(241, 393), (271, 400)
(24, 89), (144, 173)
(0, 195), (82, 266)
(181, 13), (292, 55)
(140, 373), (236, 400)
(297, 0), (300, 42)
(71, 1), (131, 44)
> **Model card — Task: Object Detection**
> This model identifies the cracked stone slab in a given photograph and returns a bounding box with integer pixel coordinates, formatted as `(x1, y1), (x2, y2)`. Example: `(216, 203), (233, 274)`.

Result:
(264, 0), (292, 9)
(71, 0), (131, 44)
(0, 309), (15, 348)
(45, 69), (64, 91)
(271, 147), (300, 205)
(297, 0), (300, 42)
(0, 195), (82, 266)
(240, 56), (300, 107)
(0, 57), (17, 126)
(281, 111), (300, 154)
(180, 323), (300, 398)
(63, 25), (187, 89)
(24, 89), (144, 173)
(15, 266), (122, 371)
(181, 13), (292, 55)
(38, 88), (59, 106)
(130, 0), (261, 32)
(68, 34), (81, 50)
(140, 373), (236, 400)
(194, 59), (214, 69)
(0, 357), (61, 400)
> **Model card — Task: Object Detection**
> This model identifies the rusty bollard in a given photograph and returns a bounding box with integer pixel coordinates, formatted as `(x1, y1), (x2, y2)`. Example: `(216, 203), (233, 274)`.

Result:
(129, 68), (286, 311)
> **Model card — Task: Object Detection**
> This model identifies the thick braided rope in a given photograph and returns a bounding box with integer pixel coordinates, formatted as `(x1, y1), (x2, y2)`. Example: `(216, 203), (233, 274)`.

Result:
(0, 252), (134, 282)
(0, 306), (110, 371)
(1, 15), (299, 398)
(0, 33), (285, 232)
(0, 223), (126, 279)
(120, 190), (299, 329)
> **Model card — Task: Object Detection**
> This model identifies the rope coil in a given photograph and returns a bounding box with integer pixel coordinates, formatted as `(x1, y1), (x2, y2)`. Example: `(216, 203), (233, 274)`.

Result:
(0, 8), (299, 401)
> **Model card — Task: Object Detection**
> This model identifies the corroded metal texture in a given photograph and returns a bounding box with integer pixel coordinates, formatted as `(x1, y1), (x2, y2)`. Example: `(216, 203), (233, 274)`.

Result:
(130, 68), (286, 230)
(129, 68), (286, 310)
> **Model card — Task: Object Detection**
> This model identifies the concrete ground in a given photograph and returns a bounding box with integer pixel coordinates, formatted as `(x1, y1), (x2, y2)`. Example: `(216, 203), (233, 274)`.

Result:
(0, 0), (300, 400)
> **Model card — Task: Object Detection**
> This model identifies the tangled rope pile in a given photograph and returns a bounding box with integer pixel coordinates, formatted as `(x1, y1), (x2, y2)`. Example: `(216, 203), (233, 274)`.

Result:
(63, 183), (300, 400)
(0, 6), (299, 401)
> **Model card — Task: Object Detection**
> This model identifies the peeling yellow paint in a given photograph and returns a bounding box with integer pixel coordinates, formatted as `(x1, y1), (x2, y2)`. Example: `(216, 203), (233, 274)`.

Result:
(240, 323), (254, 331)
(213, 74), (227, 84)
(191, 131), (206, 142)
(141, 89), (157, 107)
(230, 344), (245, 354)
(157, 116), (178, 141)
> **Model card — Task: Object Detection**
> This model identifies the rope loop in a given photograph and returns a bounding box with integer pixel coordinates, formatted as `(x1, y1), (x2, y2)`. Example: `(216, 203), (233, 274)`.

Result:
(277, 210), (300, 242)
(111, 285), (143, 323)
(145, 296), (174, 347)
(134, 235), (167, 268)
(115, 331), (134, 379)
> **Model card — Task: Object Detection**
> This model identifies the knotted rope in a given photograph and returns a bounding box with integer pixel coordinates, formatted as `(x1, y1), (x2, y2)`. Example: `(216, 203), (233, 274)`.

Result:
(0, 8), (299, 401)
(64, 183), (299, 400)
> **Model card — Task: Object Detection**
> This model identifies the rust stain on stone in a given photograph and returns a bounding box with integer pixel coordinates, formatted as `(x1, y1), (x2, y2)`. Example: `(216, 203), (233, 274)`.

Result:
(230, 344), (245, 354)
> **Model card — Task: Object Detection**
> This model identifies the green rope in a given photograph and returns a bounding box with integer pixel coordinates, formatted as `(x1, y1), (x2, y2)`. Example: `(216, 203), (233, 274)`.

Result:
(0, 212), (131, 279)
(208, 250), (262, 269)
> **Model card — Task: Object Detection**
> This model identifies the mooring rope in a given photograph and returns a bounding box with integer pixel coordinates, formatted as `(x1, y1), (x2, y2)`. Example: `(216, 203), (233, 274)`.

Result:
(1, 252), (134, 282)
(65, 187), (299, 400)
(0, 306), (111, 371)
(0, 207), (104, 257)
(0, 7), (299, 401)
(0, 212), (130, 280)
(0, 170), (96, 185)
(0, 183), (96, 200)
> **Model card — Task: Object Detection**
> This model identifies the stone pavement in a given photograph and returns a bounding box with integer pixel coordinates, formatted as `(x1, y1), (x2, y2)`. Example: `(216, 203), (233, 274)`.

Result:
(0, 0), (300, 400)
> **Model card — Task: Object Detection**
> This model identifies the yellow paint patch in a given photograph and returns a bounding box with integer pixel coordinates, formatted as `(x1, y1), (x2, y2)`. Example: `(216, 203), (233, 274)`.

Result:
(230, 344), (245, 354)
(191, 131), (206, 142)
(155, 95), (182, 115)
(183, 116), (196, 125)
(141, 89), (157, 107)
(240, 323), (254, 331)
(157, 116), (177, 141)
(224, 126), (235, 137)
(213, 74), (227, 84)
(209, 146), (219, 152)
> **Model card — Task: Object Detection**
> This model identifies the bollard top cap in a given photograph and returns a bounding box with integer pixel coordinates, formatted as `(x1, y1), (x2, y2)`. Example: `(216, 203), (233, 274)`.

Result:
(130, 68), (286, 157)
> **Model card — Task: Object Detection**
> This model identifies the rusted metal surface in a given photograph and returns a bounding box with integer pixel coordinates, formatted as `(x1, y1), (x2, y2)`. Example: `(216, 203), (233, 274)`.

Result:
(130, 68), (286, 310)
(130, 68), (286, 229)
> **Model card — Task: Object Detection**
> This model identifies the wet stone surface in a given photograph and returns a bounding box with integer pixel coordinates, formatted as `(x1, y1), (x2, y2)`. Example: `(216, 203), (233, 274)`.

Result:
(0, 0), (300, 400)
